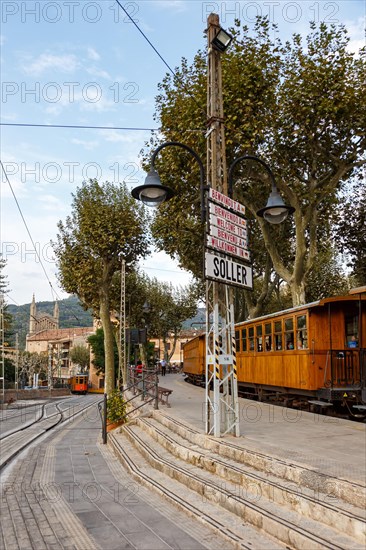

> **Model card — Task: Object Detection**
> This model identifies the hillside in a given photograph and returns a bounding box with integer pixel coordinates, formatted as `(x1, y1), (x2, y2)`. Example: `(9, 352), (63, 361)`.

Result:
(7, 295), (93, 349)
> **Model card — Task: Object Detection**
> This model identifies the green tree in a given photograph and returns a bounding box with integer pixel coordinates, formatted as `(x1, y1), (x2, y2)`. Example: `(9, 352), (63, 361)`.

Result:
(53, 180), (150, 394)
(88, 328), (119, 377)
(335, 181), (366, 286)
(142, 278), (199, 362)
(18, 351), (48, 387)
(146, 19), (365, 309)
(69, 344), (90, 373)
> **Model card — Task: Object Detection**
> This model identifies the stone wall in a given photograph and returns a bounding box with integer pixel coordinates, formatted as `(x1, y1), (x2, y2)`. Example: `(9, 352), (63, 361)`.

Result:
(2, 388), (71, 404)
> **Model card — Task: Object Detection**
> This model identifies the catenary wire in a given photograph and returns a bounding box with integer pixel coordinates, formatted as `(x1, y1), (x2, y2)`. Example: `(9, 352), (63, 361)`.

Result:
(114, 0), (208, 124)
(0, 160), (69, 309)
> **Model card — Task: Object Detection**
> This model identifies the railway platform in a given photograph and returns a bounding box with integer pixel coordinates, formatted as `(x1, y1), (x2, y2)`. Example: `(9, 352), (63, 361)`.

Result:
(147, 373), (366, 485)
(110, 372), (366, 549)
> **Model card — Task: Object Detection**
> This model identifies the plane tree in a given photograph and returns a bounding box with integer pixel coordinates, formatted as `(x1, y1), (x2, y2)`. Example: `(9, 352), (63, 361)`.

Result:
(145, 18), (365, 310)
(53, 179), (150, 395)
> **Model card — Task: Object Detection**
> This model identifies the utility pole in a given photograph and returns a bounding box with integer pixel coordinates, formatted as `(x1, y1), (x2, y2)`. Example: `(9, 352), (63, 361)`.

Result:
(15, 333), (19, 399)
(0, 293), (5, 404)
(205, 13), (240, 437)
(118, 258), (126, 388)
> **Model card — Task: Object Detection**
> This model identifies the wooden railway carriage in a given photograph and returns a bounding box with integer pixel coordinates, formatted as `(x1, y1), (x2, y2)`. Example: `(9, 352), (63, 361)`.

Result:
(68, 374), (89, 394)
(183, 288), (366, 407)
(183, 335), (206, 385)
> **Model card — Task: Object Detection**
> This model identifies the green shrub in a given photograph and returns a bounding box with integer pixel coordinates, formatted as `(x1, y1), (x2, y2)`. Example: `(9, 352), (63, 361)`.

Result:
(107, 390), (127, 423)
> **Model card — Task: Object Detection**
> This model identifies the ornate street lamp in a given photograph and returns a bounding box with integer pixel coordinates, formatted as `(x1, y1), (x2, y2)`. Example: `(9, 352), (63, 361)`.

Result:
(132, 145), (294, 225)
(132, 141), (207, 220)
(228, 155), (295, 224)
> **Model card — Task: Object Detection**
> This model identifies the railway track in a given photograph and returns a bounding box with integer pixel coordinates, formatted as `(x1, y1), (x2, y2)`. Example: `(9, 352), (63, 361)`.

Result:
(0, 395), (102, 472)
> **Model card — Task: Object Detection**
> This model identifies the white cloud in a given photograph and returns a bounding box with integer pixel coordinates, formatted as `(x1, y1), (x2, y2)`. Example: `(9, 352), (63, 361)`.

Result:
(86, 66), (111, 80)
(346, 16), (366, 54)
(71, 138), (99, 151)
(152, 1), (187, 13)
(22, 53), (79, 75)
(87, 47), (100, 61)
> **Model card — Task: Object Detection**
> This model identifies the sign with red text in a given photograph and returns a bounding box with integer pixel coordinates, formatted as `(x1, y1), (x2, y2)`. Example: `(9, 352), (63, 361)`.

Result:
(209, 188), (246, 215)
(208, 202), (246, 228)
(209, 224), (248, 250)
(206, 235), (251, 261)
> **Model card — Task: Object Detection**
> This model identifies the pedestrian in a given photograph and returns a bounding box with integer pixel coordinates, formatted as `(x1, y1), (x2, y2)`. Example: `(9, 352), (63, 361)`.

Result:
(161, 359), (166, 376)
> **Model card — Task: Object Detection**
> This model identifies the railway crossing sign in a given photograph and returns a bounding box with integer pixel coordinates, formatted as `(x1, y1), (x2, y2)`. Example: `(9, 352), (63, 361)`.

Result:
(205, 250), (253, 290)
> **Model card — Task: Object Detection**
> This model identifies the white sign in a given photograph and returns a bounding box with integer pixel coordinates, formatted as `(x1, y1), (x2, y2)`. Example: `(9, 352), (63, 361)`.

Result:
(205, 251), (253, 289)
(209, 188), (245, 215)
(207, 235), (251, 261)
(209, 213), (247, 238)
(206, 354), (233, 365)
(220, 354), (233, 365)
(210, 224), (248, 249)
(209, 202), (246, 227)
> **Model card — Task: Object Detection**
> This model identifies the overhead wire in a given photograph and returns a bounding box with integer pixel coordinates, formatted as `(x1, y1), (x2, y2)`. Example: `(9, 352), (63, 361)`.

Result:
(0, 160), (79, 314)
(0, 122), (159, 131)
(114, 0), (208, 125)
(2, 1), (209, 312)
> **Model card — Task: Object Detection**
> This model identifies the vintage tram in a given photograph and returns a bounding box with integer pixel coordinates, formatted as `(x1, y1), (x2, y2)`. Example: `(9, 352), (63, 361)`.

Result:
(183, 288), (366, 410)
(68, 374), (89, 394)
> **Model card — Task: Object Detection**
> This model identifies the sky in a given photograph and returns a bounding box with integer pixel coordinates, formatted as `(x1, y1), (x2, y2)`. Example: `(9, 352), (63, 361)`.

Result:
(0, 0), (365, 306)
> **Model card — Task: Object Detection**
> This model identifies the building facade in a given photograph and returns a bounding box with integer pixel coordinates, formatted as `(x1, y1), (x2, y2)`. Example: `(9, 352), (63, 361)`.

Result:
(26, 295), (95, 384)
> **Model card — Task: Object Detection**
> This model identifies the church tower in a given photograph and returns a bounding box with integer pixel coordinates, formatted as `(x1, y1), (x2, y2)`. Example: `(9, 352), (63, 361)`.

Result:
(53, 299), (59, 329)
(29, 294), (37, 334)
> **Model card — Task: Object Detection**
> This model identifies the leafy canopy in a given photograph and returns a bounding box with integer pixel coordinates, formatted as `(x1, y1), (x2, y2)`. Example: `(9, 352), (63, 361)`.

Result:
(145, 18), (365, 308)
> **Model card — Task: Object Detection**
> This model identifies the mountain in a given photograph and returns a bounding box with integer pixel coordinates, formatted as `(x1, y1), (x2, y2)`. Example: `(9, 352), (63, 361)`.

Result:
(182, 307), (206, 329)
(7, 295), (93, 350)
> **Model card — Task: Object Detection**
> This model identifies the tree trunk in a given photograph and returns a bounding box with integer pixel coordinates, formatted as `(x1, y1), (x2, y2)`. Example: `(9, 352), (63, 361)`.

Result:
(99, 286), (115, 396)
(290, 280), (306, 307)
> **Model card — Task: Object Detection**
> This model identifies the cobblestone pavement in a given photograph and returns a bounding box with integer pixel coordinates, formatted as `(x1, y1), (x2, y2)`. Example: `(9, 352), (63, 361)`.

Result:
(0, 402), (221, 550)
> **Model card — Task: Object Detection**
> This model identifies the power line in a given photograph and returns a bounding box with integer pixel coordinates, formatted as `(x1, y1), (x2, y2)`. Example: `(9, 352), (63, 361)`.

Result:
(115, 0), (176, 78)
(114, 0), (208, 124)
(0, 122), (159, 131)
(0, 161), (70, 309)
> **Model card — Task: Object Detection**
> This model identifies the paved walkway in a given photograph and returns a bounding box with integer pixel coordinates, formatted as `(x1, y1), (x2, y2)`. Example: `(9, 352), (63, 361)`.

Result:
(160, 373), (366, 484)
(0, 401), (224, 550)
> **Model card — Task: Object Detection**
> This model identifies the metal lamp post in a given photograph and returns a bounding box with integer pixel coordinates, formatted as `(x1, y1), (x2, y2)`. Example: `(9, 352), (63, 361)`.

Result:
(132, 142), (294, 436)
(228, 155), (294, 224)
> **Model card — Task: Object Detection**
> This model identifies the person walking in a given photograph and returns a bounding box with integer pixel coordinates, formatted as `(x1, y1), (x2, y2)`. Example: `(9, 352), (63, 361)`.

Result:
(161, 359), (167, 376)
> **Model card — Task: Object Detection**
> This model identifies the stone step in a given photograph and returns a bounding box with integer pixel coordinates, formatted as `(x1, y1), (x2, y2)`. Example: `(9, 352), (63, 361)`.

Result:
(137, 415), (366, 544)
(109, 429), (287, 550)
(119, 419), (363, 550)
(154, 410), (366, 508)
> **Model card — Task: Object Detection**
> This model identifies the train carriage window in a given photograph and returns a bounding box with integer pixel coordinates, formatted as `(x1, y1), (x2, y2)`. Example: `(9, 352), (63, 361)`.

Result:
(296, 315), (308, 349)
(274, 321), (282, 350)
(248, 327), (255, 351)
(242, 328), (247, 352)
(235, 330), (241, 352)
(264, 322), (272, 351)
(285, 318), (294, 350)
(345, 313), (359, 347)
(256, 325), (263, 352)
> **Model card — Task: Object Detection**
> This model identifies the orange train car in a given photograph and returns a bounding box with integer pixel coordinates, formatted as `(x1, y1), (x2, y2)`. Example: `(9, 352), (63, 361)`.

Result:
(68, 374), (89, 395)
(183, 287), (366, 406)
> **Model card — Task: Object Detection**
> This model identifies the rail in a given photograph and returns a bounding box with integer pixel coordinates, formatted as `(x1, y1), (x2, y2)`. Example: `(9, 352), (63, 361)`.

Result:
(328, 349), (362, 387)
(99, 368), (159, 444)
